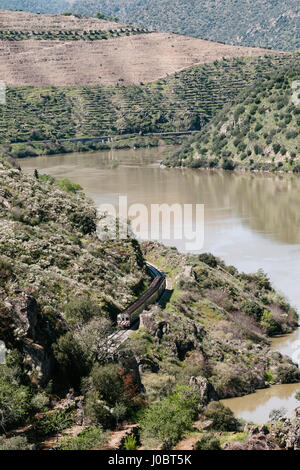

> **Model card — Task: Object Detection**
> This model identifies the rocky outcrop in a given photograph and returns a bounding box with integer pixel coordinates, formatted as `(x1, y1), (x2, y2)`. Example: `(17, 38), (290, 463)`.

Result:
(189, 376), (218, 405)
(6, 293), (39, 340)
(271, 407), (300, 450)
(1, 292), (53, 385)
(225, 433), (280, 450)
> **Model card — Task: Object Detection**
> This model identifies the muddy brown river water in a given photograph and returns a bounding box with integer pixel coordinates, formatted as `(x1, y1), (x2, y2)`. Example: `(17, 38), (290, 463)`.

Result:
(20, 146), (300, 423)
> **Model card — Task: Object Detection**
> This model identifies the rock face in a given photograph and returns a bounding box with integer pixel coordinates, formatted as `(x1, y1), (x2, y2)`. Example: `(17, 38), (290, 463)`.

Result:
(272, 407), (300, 450)
(189, 376), (218, 405)
(7, 293), (39, 339)
(226, 433), (280, 450)
(2, 292), (53, 385)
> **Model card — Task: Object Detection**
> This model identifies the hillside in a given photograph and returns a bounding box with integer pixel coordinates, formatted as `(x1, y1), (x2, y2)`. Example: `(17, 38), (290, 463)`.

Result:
(1, 155), (299, 450)
(0, 11), (281, 87)
(164, 68), (300, 172)
(0, 53), (297, 157)
(0, 0), (69, 13)
(2, 1), (299, 51)
(69, 0), (300, 52)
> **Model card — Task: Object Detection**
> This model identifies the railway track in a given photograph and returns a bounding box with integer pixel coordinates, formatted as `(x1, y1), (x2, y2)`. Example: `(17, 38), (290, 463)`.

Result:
(98, 262), (170, 355)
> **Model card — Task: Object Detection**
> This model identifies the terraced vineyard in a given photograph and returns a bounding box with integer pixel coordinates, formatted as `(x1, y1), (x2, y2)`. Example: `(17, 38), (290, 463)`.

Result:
(0, 53), (297, 145)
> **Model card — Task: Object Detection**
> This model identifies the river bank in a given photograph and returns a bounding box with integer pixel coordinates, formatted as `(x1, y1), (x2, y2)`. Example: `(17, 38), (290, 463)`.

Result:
(20, 145), (300, 424)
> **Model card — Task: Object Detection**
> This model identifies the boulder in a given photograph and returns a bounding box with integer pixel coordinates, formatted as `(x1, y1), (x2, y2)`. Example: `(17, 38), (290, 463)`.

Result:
(137, 357), (159, 374)
(7, 292), (39, 340)
(189, 376), (218, 405)
(226, 433), (280, 450)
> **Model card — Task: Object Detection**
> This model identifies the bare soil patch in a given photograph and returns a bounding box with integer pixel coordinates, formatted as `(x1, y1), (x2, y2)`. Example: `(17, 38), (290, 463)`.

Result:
(0, 30), (281, 86)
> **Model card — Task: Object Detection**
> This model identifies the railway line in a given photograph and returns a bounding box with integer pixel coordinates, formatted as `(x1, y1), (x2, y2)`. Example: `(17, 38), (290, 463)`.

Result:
(98, 262), (171, 355)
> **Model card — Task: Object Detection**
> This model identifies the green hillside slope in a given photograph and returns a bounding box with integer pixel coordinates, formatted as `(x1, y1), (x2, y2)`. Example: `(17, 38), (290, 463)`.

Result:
(0, 54), (297, 159)
(165, 68), (300, 172)
(70, 0), (300, 51)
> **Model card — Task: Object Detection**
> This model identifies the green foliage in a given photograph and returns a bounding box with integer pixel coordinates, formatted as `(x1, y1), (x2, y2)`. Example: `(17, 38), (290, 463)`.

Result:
(59, 426), (108, 450)
(0, 435), (30, 450)
(166, 68), (300, 172)
(34, 409), (74, 438)
(64, 297), (103, 326)
(53, 332), (89, 389)
(204, 401), (237, 431)
(241, 301), (264, 322)
(123, 434), (138, 450)
(0, 365), (32, 431)
(140, 385), (199, 449)
(194, 432), (221, 450)
(1, 55), (297, 149)
(56, 178), (82, 194)
(260, 310), (279, 335)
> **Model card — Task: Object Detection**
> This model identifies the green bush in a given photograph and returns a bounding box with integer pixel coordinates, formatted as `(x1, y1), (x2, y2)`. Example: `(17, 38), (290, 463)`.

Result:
(34, 409), (75, 438)
(64, 297), (102, 326)
(123, 434), (138, 450)
(260, 310), (279, 335)
(59, 426), (108, 450)
(0, 366), (31, 430)
(53, 332), (88, 389)
(56, 178), (82, 194)
(0, 435), (30, 450)
(140, 385), (199, 449)
(204, 401), (237, 431)
(194, 432), (221, 450)
(241, 301), (264, 322)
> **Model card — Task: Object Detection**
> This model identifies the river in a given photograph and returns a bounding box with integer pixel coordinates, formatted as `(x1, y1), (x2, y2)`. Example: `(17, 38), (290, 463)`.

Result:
(20, 146), (300, 424)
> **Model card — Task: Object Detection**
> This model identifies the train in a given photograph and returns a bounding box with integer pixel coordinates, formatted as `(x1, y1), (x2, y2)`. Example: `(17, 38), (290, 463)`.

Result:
(117, 264), (166, 328)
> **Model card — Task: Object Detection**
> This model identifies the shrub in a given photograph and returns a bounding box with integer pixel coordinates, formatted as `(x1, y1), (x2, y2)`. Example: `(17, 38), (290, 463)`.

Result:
(241, 301), (264, 322)
(64, 297), (102, 326)
(34, 409), (74, 438)
(59, 426), (108, 450)
(123, 434), (138, 450)
(56, 178), (82, 194)
(0, 435), (30, 450)
(269, 407), (287, 421)
(52, 332), (88, 389)
(204, 402), (237, 431)
(198, 253), (221, 268)
(140, 385), (199, 449)
(194, 433), (221, 450)
(0, 367), (31, 431)
(260, 310), (279, 335)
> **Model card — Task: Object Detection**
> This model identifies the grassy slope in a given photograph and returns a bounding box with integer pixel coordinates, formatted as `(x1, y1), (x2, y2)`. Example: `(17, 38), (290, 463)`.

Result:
(70, 0), (300, 51)
(0, 54), (297, 153)
(165, 67), (300, 172)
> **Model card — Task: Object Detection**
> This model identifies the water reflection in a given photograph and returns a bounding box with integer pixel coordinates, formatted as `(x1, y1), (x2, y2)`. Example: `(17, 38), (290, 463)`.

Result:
(222, 383), (300, 424)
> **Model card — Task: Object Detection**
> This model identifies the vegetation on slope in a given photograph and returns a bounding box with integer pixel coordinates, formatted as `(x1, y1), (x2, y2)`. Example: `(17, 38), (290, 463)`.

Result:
(0, 0), (69, 13)
(0, 26), (148, 41)
(1, 156), (299, 449)
(69, 0), (300, 51)
(165, 68), (300, 172)
(0, 54), (297, 158)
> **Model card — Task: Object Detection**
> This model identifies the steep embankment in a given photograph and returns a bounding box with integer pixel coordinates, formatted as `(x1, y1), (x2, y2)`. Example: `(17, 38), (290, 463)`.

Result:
(69, 0), (300, 51)
(165, 68), (300, 172)
(0, 156), (299, 450)
(0, 10), (281, 87)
